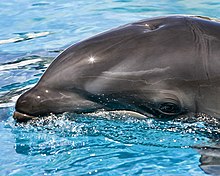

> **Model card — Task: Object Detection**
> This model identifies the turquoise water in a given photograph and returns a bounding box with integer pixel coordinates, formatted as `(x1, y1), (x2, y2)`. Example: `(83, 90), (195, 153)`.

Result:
(1, 0), (220, 175)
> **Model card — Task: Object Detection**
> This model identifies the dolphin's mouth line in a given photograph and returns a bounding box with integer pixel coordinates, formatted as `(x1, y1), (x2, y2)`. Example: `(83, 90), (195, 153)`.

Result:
(13, 109), (150, 122)
(13, 111), (37, 122)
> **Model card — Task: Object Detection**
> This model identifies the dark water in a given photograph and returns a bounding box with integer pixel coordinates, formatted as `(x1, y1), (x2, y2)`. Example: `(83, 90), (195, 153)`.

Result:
(1, 0), (220, 175)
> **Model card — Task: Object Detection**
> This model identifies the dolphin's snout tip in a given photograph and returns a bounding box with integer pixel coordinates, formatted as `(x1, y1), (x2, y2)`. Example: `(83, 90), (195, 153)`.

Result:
(13, 111), (36, 122)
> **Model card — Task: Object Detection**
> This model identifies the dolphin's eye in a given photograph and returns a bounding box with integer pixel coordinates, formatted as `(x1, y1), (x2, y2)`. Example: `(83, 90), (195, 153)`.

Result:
(158, 102), (181, 115)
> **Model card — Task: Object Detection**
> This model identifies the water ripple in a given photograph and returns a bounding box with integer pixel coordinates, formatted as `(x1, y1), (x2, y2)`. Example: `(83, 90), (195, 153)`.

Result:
(0, 32), (51, 45)
(3, 112), (213, 175)
(0, 54), (54, 108)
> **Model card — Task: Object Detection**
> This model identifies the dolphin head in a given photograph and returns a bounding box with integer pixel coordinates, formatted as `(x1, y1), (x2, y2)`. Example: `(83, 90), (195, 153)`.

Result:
(13, 15), (220, 121)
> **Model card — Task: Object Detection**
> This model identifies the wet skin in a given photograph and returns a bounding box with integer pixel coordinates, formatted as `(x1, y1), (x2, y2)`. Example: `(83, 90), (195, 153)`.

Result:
(14, 15), (220, 122)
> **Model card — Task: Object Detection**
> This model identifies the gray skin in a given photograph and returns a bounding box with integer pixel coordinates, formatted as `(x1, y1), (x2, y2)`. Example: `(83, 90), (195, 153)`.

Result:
(198, 145), (220, 175)
(14, 15), (220, 122)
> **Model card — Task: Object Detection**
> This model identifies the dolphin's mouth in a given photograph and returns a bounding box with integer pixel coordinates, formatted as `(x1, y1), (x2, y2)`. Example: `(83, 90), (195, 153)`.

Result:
(13, 109), (149, 122)
(13, 111), (37, 122)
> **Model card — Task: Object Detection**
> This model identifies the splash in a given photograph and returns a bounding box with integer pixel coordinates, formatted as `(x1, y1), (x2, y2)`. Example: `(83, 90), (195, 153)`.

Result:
(9, 111), (220, 149)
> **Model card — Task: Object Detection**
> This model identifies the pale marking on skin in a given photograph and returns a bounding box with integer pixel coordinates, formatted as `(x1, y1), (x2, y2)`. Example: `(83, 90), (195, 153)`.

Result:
(59, 92), (72, 98)
(102, 67), (170, 77)
(83, 76), (196, 93)
(81, 75), (146, 82)
(82, 75), (197, 85)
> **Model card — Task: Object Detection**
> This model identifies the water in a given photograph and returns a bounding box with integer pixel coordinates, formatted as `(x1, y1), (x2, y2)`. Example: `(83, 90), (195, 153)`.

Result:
(0, 0), (220, 175)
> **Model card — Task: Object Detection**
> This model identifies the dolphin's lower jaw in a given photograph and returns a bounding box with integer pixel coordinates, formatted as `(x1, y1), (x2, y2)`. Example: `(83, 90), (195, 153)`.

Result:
(13, 109), (150, 122)
(13, 111), (37, 122)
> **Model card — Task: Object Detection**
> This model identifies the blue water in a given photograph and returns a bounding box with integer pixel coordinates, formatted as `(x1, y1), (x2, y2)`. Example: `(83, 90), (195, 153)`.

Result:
(1, 0), (220, 175)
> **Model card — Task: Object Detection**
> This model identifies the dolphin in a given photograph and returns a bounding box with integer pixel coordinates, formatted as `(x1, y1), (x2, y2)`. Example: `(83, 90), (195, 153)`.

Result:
(13, 15), (220, 122)
(196, 145), (220, 175)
